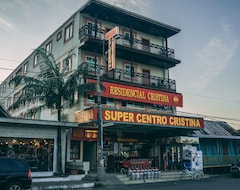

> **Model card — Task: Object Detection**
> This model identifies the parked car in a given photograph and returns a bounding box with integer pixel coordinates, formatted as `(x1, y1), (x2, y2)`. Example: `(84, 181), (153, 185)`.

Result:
(0, 157), (32, 190)
(230, 158), (240, 177)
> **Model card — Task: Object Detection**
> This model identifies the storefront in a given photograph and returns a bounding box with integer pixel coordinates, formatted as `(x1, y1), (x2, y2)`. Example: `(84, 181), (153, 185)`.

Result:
(75, 107), (204, 172)
(0, 117), (76, 176)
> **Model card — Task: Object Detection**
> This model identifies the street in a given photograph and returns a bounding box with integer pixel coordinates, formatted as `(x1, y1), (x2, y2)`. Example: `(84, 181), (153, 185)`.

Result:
(90, 174), (239, 190)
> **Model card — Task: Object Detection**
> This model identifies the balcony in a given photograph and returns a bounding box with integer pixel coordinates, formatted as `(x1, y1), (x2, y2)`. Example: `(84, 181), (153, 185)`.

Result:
(81, 62), (176, 92)
(79, 25), (180, 69)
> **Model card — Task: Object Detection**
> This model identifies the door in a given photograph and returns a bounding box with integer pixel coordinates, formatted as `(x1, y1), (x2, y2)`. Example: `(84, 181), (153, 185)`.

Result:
(142, 38), (150, 52)
(83, 141), (97, 170)
(142, 69), (150, 85)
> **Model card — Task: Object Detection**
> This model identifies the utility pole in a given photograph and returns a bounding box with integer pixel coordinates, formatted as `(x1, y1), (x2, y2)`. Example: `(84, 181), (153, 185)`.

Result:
(97, 27), (119, 182)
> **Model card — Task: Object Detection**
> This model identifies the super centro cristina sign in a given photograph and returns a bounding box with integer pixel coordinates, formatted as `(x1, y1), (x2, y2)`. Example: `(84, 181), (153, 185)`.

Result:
(75, 108), (204, 129)
(103, 110), (204, 129)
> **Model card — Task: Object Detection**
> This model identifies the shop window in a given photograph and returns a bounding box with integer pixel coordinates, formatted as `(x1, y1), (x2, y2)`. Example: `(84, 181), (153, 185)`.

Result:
(70, 141), (80, 160)
(0, 138), (54, 172)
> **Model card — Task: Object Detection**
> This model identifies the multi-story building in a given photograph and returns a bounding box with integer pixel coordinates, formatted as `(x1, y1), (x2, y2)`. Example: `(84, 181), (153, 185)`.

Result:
(0, 0), (204, 173)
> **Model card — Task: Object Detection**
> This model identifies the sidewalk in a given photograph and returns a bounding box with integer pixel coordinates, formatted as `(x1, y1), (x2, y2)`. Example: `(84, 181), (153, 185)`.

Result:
(31, 171), (211, 190)
(32, 174), (95, 190)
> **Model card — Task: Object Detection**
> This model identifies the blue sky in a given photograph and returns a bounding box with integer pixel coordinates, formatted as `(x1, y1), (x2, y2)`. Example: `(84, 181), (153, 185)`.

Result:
(0, 0), (239, 128)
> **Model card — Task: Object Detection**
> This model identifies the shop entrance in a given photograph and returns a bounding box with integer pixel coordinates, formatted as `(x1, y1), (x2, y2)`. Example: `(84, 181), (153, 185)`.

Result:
(83, 141), (97, 170)
(162, 145), (182, 171)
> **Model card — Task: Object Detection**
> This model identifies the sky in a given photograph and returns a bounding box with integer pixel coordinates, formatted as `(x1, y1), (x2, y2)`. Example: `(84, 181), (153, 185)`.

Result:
(0, 0), (240, 129)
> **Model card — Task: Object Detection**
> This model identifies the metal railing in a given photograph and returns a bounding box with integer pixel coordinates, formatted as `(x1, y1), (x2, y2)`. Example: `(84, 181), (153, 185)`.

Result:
(79, 25), (175, 58)
(81, 62), (176, 92)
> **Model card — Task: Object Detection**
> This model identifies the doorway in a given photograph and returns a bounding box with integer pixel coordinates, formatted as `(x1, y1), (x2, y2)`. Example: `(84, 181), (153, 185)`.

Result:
(142, 69), (150, 85)
(83, 141), (97, 170)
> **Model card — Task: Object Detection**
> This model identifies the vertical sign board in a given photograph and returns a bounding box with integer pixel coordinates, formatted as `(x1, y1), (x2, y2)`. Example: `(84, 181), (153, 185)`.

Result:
(108, 38), (116, 71)
(105, 27), (119, 71)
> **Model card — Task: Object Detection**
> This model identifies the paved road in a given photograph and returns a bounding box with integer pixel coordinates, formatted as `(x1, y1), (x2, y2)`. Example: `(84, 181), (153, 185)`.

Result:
(90, 174), (239, 190)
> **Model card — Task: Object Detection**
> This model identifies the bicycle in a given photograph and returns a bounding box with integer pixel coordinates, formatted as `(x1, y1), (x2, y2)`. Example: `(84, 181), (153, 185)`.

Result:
(180, 169), (204, 181)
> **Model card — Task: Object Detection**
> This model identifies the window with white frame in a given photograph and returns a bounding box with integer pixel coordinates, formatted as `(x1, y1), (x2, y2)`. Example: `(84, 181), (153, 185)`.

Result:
(2, 83), (6, 93)
(33, 54), (39, 67)
(46, 41), (52, 55)
(64, 22), (73, 42)
(23, 62), (28, 74)
(63, 56), (72, 73)
(7, 97), (11, 107)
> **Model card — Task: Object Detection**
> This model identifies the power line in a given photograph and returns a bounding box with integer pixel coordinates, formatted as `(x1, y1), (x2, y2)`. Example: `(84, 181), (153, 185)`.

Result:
(182, 91), (240, 104)
(0, 58), (20, 63)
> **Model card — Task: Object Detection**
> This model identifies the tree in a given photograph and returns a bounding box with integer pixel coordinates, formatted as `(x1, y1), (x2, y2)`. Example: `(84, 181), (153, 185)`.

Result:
(9, 48), (98, 175)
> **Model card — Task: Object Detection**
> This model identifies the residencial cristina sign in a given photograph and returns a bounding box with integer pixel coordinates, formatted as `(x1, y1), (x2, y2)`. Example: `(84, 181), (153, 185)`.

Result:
(88, 80), (183, 107)
(75, 108), (204, 129)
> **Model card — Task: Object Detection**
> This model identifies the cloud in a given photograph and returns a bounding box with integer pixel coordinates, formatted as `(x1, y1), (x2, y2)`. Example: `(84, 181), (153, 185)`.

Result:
(0, 17), (16, 31)
(190, 22), (239, 90)
(102, 0), (151, 14)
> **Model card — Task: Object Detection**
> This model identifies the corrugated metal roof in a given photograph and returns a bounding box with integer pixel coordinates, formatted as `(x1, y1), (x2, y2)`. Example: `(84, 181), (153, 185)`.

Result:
(193, 120), (239, 137)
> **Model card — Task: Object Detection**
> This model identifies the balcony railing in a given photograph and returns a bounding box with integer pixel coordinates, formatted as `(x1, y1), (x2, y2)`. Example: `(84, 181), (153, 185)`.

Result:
(81, 62), (176, 92)
(79, 25), (175, 59)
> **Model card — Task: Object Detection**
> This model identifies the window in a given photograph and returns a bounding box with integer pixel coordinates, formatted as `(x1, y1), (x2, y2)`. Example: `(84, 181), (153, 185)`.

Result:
(7, 97), (11, 107)
(23, 62), (28, 74)
(86, 94), (95, 103)
(87, 22), (99, 37)
(106, 98), (114, 106)
(64, 22), (73, 42)
(33, 54), (39, 67)
(63, 56), (72, 73)
(46, 41), (52, 55)
(124, 64), (135, 77)
(123, 31), (135, 46)
(13, 91), (21, 103)
(85, 56), (97, 73)
(57, 31), (62, 41)
(70, 141), (80, 160)
(2, 83), (6, 93)
(0, 137), (54, 171)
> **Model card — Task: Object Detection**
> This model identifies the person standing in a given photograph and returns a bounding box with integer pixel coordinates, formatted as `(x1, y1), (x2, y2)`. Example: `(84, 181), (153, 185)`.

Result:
(163, 151), (168, 171)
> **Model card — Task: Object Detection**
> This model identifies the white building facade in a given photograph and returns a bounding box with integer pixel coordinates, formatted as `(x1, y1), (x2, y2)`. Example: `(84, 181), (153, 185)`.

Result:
(0, 0), (205, 174)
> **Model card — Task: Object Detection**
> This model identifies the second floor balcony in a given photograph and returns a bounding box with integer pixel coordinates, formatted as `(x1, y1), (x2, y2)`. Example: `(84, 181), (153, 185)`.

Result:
(81, 62), (176, 93)
(79, 25), (181, 69)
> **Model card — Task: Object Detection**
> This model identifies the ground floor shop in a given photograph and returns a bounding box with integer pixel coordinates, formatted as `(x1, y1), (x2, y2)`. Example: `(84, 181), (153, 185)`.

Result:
(74, 107), (205, 173)
(0, 117), (75, 176)
(102, 136), (201, 173)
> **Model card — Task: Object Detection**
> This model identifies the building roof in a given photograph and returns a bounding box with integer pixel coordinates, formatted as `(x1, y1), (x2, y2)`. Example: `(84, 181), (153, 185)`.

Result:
(0, 105), (77, 128)
(192, 120), (240, 139)
(79, 0), (180, 38)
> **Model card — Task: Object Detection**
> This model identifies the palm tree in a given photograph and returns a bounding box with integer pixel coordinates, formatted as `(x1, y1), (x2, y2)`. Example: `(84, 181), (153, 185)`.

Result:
(9, 48), (98, 175)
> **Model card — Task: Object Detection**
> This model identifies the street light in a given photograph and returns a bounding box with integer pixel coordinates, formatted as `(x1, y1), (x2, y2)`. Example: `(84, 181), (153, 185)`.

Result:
(96, 27), (119, 182)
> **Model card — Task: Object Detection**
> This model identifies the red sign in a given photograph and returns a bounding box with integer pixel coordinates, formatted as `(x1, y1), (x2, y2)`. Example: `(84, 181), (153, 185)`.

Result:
(105, 26), (119, 40)
(88, 80), (183, 107)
